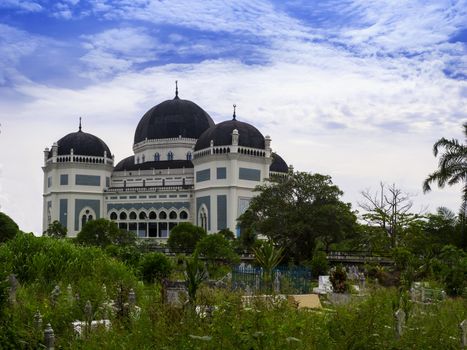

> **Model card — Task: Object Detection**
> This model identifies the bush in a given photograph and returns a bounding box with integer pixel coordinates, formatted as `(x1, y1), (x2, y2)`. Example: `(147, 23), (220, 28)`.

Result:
(0, 212), (19, 243)
(139, 253), (173, 284)
(43, 220), (67, 238)
(167, 223), (206, 253)
(311, 250), (329, 276)
(330, 265), (348, 293)
(77, 219), (136, 247)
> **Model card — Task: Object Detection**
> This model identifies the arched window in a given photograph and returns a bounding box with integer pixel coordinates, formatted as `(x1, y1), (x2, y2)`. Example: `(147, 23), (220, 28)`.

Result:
(149, 211), (157, 220)
(136, 156), (140, 164)
(142, 154), (145, 163)
(139, 212), (147, 220)
(169, 211), (177, 220)
(110, 212), (118, 220)
(159, 211), (167, 220)
(154, 152), (160, 161)
(80, 209), (95, 229)
(180, 211), (188, 220)
(186, 152), (192, 161)
(120, 212), (127, 220)
(167, 151), (174, 161)
(129, 211), (137, 220)
(198, 206), (208, 231)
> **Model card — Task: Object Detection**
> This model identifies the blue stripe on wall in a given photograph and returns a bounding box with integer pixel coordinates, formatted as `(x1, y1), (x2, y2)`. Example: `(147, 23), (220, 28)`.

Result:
(76, 174), (101, 186)
(217, 195), (227, 230)
(196, 169), (210, 182)
(239, 168), (261, 181)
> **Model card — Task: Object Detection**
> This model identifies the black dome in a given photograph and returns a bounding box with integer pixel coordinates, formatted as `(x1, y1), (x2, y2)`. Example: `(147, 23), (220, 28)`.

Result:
(195, 119), (265, 151)
(54, 130), (111, 157)
(134, 96), (215, 144)
(270, 153), (288, 173)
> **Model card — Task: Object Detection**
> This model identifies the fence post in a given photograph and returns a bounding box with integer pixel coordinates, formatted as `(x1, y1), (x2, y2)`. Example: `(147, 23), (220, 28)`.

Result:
(460, 319), (467, 348)
(395, 308), (406, 339)
(44, 323), (55, 350)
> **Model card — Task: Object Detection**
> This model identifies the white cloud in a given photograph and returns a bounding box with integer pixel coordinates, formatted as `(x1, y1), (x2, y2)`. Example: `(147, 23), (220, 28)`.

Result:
(0, 0), (42, 12)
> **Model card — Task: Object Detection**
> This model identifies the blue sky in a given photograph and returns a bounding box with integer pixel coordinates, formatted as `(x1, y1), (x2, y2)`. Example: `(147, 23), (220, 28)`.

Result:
(0, 0), (466, 234)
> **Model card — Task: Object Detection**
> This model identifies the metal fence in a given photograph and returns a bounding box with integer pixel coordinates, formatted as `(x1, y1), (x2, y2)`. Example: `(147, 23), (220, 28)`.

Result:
(231, 265), (312, 294)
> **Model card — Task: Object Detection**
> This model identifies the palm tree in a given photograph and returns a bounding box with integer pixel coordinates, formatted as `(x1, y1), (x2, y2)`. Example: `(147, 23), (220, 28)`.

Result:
(253, 241), (284, 292)
(423, 122), (467, 200)
(423, 122), (467, 248)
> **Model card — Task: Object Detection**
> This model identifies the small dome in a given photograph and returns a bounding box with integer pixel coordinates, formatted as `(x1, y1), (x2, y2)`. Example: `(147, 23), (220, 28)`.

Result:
(195, 119), (265, 151)
(270, 153), (288, 173)
(134, 94), (215, 144)
(53, 129), (111, 157)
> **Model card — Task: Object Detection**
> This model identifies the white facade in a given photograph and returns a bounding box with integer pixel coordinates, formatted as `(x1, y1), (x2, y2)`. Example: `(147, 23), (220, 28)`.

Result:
(42, 95), (288, 238)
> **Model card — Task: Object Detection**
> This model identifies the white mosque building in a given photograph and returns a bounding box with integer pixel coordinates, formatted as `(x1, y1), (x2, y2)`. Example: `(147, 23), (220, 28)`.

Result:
(42, 85), (289, 238)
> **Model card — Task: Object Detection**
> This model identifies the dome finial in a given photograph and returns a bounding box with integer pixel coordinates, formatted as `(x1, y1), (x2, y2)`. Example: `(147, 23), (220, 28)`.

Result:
(233, 104), (237, 120)
(79, 117), (82, 132)
(175, 80), (179, 98)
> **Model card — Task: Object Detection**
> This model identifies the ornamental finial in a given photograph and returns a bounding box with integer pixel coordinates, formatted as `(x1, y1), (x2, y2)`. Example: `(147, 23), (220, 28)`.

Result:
(79, 117), (82, 132)
(175, 80), (178, 98)
(233, 104), (236, 120)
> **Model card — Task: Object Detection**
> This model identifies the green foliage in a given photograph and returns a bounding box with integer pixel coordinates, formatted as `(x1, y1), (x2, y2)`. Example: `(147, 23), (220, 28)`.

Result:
(168, 222), (206, 253)
(218, 228), (235, 240)
(253, 241), (284, 290)
(185, 254), (208, 303)
(43, 220), (67, 238)
(105, 244), (141, 269)
(139, 252), (173, 284)
(310, 250), (329, 276)
(76, 218), (136, 247)
(0, 212), (19, 243)
(329, 265), (348, 293)
(0, 234), (136, 291)
(239, 172), (358, 263)
(436, 245), (467, 296)
(195, 233), (239, 263)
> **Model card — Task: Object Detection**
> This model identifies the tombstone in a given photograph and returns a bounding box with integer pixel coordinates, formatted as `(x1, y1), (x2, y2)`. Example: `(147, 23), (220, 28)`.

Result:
(441, 290), (447, 300)
(394, 308), (406, 339)
(128, 289), (136, 306)
(255, 274), (260, 292)
(273, 273), (281, 294)
(34, 310), (42, 330)
(421, 287), (426, 303)
(359, 273), (366, 291)
(84, 300), (93, 323)
(44, 323), (55, 350)
(102, 284), (107, 300)
(313, 275), (333, 294)
(460, 319), (467, 348)
(245, 285), (252, 296)
(162, 280), (188, 307)
(8, 274), (19, 304)
(67, 284), (73, 304)
(50, 285), (60, 307)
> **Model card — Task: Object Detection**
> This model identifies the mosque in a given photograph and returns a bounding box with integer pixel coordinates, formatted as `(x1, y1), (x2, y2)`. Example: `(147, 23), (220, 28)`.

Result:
(42, 84), (289, 238)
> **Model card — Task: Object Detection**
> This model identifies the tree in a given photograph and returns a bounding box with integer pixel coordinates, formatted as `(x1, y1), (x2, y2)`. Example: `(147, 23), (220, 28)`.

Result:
(185, 254), (208, 304)
(359, 182), (419, 248)
(195, 233), (239, 264)
(423, 122), (467, 201)
(238, 172), (358, 263)
(253, 241), (284, 291)
(43, 220), (67, 238)
(0, 212), (19, 243)
(76, 218), (136, 247)
(139, 252), (173, 284)
(423, 123), (467, 248)
(167, 222), (206, 253)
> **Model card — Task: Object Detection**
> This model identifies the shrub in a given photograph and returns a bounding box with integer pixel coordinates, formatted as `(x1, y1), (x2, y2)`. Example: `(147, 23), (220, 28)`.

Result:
(139, 253), (173, 284)
(167, 223), (206, 253)
(329, 265), (348, 293)
(0, 212), (19, 243)
(43, 220), (67, 238)
(77, 218), (136, 247)
(311, 250), (329, 276)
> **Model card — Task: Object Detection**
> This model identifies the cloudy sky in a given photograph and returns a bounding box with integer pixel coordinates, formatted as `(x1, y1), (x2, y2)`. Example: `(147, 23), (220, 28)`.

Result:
(0, 0), (466, 234)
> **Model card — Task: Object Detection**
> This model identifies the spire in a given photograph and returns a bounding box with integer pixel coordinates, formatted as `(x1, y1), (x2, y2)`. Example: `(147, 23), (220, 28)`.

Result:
(233, 104), (237, 120)
(175, 80), (179, 99)
(79, 117), (82, 132)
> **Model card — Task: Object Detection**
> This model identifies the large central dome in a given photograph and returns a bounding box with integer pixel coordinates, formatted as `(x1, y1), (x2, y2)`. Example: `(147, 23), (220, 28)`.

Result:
(134, 93), (215, 144)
